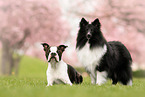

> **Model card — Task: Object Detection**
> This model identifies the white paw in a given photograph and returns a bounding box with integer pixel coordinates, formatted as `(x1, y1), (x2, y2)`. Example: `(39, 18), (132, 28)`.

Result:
(127, 80), (133, 86)
(46, 84), (53, 87)
(96, 71), (107, 85)
(69, 83), (72, 86)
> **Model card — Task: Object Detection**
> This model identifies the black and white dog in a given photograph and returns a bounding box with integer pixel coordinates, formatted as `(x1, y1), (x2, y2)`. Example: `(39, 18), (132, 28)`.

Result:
(42, 43), (83, 86)
(76, 18), (132, 86)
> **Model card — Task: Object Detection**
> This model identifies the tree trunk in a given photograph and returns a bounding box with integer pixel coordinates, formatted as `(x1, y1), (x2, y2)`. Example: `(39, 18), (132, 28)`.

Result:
(13, 55), (21, 75)
(1, 42), (13, 75)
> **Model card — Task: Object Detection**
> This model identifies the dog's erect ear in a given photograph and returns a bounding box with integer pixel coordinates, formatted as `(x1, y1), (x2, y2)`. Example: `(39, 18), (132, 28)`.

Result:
(80, 17), (88, 27)
(92, 18), (101, 28)
(41, 43), (49, 51)
(58, 45), (68, 52)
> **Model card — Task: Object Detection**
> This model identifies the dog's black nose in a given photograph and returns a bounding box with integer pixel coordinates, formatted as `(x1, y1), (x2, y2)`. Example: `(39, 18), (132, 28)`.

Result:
(87, 33), (92, 39)
(51, 53), (56, 57)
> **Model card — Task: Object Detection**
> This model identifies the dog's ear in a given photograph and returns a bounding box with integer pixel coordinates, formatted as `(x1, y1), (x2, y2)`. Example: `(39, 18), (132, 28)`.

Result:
(41, 43), (49, 51)
(80, 17), (88, 27)
(92, 18), (101, 28)
(58, 45), (68, 52)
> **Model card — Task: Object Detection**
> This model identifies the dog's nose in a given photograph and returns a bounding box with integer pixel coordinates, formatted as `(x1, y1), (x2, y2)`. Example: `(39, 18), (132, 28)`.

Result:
(87, 33), (92, 39)
(51, 53), (56, 57)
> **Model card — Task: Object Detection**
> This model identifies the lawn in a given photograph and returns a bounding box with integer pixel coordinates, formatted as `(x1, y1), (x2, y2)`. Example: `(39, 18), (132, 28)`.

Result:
(0, 56), (145, 97)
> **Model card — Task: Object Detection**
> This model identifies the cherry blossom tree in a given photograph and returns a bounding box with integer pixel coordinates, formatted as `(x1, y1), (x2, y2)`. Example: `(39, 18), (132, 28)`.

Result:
(0, 0), (69, 75)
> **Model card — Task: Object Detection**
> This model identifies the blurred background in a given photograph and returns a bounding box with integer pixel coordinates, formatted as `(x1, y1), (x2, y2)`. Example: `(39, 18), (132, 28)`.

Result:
(0, 0), (145, 76)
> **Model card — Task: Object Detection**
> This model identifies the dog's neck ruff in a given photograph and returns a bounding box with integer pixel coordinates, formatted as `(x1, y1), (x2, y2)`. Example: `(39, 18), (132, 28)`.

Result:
(77, 42), (107, 71)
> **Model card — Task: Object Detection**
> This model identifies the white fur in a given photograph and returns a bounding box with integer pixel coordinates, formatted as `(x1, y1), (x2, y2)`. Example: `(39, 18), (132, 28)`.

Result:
(96, 71), (107, 85)
(48, 47), (59, 61)
(46, 60), (72, 86)
(90, 73), (96, 84)
(77, 43), (107, 71)
(77, 42), (107, 85)
(120, 79), (133, 86)
(127, 80), (133, 86)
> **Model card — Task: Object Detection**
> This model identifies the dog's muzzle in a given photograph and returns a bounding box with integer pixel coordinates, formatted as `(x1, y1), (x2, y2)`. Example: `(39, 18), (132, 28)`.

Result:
(86, 33), (92, 39)
(48, 53), (59, 62)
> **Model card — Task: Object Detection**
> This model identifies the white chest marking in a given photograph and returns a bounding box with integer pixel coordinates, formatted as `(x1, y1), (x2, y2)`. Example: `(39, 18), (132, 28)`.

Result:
(47, 61), (67, 79)
(77, 43), (107, 72)
(46, 61), (72, 86)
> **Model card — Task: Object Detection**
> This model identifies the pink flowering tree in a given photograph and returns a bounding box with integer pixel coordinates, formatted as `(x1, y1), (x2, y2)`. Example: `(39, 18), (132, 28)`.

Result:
(0, 0), (69, 75)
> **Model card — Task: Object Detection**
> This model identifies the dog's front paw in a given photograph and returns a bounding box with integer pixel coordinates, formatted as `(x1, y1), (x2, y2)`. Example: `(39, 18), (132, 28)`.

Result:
(69, 83), (72, 86)
(65, 82), (72, 86)
(46, 84), (53, 87)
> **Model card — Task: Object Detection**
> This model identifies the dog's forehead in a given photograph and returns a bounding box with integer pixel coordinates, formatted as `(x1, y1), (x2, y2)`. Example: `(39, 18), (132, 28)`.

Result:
(50, 46), (57, 52)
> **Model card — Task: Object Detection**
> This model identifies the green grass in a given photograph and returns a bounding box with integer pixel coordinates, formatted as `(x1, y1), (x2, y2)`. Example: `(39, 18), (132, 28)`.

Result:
(0, 56), (145, 97)
(19, 56), (47, 78)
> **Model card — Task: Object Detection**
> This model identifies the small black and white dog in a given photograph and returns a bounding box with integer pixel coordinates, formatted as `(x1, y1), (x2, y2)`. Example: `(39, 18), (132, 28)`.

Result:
(42, 43), (83, 86)
(76, 18), (132, 86)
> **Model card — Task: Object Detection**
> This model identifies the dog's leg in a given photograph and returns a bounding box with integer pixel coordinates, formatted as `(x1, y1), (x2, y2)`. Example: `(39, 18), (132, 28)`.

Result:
(46, 76), (53, 87)
(86, 68), (96, 84)
(90, 74), (95, 84)
(66, 79), (73, 86)
(96, 71), (107, 85)
(127, 80), (132, 86)
(120, 79), (132, 86)
(112, 80), (118, 85)
(112, 73), (118, 85)
(90, 72), (96, 84)
(61, 75), (72, 86)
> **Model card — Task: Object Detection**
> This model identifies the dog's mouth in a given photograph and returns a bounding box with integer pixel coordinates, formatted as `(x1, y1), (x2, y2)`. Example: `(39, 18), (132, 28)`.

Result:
(48, 57), (58, 62)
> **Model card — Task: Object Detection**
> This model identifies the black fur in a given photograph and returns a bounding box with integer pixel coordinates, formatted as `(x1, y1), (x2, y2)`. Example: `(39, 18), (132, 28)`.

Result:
(76, 18), (132, 85)
(67, 64), (83, 84)
(42, 43), (50, 60)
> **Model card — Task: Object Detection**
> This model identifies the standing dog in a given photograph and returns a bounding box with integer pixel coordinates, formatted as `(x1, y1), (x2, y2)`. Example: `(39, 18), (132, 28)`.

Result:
(42, 43), (83, 86)
(76, 18), (132, 86)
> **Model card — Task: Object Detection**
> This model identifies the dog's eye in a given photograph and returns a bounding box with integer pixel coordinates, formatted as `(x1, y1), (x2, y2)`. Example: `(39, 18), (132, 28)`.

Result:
(86, 28), (89, 31)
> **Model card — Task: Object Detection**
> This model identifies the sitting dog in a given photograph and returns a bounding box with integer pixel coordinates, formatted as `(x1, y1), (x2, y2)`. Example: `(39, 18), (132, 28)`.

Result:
(42, 43), (83, 86)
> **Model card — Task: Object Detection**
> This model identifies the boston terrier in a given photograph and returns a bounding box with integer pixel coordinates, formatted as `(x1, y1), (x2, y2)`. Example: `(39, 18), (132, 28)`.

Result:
(42, 43), (83, 86)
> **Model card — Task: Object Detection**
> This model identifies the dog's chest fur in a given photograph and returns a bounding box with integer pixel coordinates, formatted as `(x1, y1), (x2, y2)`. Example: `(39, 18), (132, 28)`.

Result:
(47, 61), (68, 80)
(77, 43), (107, 72)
